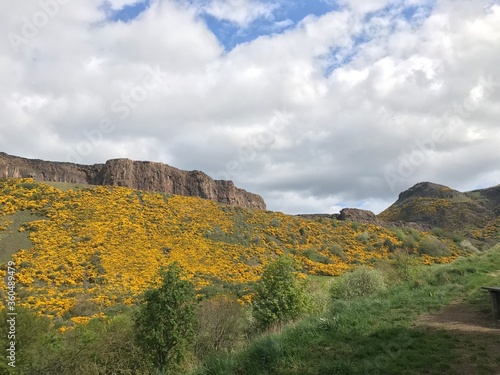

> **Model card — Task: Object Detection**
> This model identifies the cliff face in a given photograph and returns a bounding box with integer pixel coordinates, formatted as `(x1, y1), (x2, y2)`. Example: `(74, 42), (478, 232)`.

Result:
(0, 152), (266, 210)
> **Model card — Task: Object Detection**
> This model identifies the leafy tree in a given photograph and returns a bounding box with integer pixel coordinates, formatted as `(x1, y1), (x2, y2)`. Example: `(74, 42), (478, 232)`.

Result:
(0, 307), (60, 375)
(134, 263), (197, 374)
(195, 294), (247, 359)
(252, 255), (310, 330)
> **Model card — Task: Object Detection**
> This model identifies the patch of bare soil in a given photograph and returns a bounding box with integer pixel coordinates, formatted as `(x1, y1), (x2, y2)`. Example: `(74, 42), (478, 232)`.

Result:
(417, 302), (500, 333)
(417, 302), (500, 375)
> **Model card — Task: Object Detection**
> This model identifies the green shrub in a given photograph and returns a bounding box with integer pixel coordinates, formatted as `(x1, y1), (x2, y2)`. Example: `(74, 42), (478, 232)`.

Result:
(394, 229), (406, 242)
(431, 227), (445, 237)
(0, 307), (60, 375)
(402, 235), (417, 251)
(356, 231), (370, 244)
(134, 263), (197, 374)
(195, 295), (248, 359)
(460, 239), (479, 254)
(418, 235), (451, 257)
(391, 251), (420, 282)
(18, 182), (37, 190)
(252, 256), (311, 330)
(327, 244), (347, 261)
(303, 248), (333, 264)
(330, 267), (386, 299)
(60, 314), (154, 375)
(270, 218), (281, 228)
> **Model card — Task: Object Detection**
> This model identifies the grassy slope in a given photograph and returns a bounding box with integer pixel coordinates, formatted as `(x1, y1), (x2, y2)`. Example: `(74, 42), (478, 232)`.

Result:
(0, 210), (45, 263)
(0, 178), (466, 321)
(195, 246), (500, 375)
(0, 180), (82, 263)
(41, 181), (96, 191)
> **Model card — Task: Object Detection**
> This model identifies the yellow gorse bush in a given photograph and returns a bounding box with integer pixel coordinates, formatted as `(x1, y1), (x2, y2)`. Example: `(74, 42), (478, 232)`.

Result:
(0, 178), (460, 320)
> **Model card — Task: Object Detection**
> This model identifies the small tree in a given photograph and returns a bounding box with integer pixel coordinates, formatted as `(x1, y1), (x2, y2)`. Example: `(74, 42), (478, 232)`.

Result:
(134, 262), (197, 374)
(195, 294), (247, 359)
(252, 255), (310, 330)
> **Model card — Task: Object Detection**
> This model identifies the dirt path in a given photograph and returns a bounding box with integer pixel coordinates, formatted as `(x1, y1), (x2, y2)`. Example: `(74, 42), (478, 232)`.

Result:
(417, 302), (500, 374)
(418, 302), (500, 333)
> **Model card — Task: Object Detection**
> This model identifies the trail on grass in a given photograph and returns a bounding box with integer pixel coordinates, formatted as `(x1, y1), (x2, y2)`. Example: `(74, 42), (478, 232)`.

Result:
(418, 302), (500, 333)
(417, 301), (500, 375)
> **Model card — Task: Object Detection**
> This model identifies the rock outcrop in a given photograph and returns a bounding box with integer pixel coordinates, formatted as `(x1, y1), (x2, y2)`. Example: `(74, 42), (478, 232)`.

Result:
(0, 152), (266, 209)
(298, 209), (382, 226)
(337, 208), (382, 225)
(396, 181), (462, 202)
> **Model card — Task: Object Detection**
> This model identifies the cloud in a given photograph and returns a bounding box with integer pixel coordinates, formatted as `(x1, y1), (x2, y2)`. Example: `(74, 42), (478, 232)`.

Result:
(200, 0), (279, 27)
(0, 0), (499, 215)
(105, 0), (145, 10)
(337, 0), (394, 14)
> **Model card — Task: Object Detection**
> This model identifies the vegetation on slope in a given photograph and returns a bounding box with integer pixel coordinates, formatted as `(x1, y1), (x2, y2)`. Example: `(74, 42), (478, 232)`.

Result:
(378, 182), (499, 236)
(195, 246), (500, 375)
(1, 244), (498, 375)
(0, 178), (467, 325)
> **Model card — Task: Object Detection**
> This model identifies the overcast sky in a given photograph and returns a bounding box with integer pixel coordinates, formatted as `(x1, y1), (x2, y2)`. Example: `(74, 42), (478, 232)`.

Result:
(1, 0), (499, 214)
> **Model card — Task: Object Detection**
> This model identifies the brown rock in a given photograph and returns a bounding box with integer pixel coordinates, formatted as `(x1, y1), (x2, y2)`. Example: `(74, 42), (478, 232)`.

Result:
(338, 208), (381, 225)
(0, 152), (266, 209)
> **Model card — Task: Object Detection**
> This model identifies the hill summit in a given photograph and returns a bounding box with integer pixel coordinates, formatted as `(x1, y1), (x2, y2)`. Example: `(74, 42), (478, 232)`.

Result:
(379, 181), (500, 237)
(0, 152), (266, 209)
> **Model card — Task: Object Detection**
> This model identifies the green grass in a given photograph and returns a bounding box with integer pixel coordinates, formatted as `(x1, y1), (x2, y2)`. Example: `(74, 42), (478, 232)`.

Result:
(0, 210), (45, 262)
(40, 181), (96, 191)
(194, 246), (500, 375)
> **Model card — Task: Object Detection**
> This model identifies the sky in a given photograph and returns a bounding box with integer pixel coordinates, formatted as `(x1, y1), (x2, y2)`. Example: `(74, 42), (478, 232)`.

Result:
(1, 0), (500, 214)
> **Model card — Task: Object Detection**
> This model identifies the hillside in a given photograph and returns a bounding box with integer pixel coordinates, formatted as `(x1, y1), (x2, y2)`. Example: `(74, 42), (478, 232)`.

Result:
(0, 152), (266, 209)
(0, 178), (465, 325)
(378, 182), (500, 239)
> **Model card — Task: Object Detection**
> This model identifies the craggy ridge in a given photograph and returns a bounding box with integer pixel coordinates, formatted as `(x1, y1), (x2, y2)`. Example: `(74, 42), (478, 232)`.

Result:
(0, 152), (266, 210)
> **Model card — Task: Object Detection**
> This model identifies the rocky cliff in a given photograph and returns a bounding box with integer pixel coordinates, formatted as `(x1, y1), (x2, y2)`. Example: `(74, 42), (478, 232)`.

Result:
(0, 152), (266, 209)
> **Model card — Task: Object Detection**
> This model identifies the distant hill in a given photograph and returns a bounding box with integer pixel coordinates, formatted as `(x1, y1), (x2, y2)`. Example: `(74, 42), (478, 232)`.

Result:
(0, 152), (266, 209)
(378, 182), (500, 238)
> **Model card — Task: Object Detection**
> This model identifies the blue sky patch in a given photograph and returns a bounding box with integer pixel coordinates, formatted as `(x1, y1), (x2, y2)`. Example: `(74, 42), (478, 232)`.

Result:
(106, 0), (152, 23)
(198, 0), (340, 51)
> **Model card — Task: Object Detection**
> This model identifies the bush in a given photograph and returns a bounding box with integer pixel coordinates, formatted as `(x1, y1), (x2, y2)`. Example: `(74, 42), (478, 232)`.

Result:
(418, 235), (451, 257)
(0, 307), (60, 375)
(391, 251), (420, 282)
(252, 256), (311, 330)
(134, 263), (197, 374)
(327, 244), (346, 261)
(55, 314), (154, 375)
(460, 239), (479, 254)
(303, 248), (333, 264)
(330, 267), (386, 299)
(356, 231), (370, 244)
(195, 295), (248, 359)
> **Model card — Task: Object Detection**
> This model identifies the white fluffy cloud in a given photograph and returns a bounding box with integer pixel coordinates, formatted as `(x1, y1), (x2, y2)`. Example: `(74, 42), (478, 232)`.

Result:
(1, 0), (499, 214)
(201, 0), (279, 27)
(106, 0), (145, 10)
